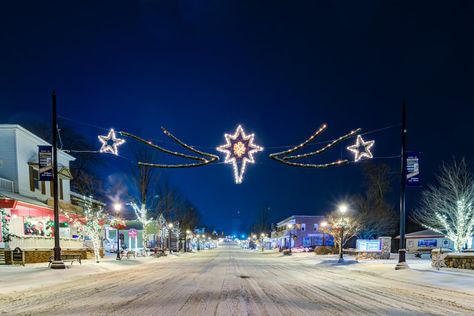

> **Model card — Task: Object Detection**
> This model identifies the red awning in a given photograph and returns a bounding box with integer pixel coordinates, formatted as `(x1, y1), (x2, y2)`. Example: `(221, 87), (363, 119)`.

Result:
(1, 199), (68, 222)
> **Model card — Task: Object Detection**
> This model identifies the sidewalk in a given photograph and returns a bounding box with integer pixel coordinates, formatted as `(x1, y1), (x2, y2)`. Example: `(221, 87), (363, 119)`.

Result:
(0, 252), (194, 294)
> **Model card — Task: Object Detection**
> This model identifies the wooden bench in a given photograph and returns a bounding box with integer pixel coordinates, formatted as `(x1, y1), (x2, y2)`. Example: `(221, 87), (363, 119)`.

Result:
(153, 249), (167, 257)
(49, 254), (82, 266)
(121, 250), (136, 259)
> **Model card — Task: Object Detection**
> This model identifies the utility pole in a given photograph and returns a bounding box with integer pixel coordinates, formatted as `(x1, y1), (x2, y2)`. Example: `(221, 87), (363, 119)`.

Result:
(396, 100), (409, 270)
(50, 91), (65, 269)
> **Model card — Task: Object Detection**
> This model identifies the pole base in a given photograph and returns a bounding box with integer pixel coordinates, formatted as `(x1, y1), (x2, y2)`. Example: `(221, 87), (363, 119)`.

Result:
(395, 262), (409, 270)
(338, 258), (345, 264)
(50, 260), (66, 269)
(395, 249), (410, 270)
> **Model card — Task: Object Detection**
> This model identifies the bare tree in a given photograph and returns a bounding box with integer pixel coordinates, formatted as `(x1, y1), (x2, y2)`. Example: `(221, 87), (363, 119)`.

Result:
(353, 163), (397, 239)
(411, 159), (474, 252)
(129, 146), (159, 255)
(251, 205), (271, 234)
(322, 211), (361, 249)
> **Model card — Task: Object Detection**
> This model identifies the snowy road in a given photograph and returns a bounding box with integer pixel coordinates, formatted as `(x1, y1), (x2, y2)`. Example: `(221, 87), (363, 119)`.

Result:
(2, 244), (474, 315)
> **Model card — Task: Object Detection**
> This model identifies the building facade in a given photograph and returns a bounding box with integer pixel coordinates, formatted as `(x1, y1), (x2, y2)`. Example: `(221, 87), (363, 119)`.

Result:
(271, 215), (334, 249)
(0, 124), (82, 251)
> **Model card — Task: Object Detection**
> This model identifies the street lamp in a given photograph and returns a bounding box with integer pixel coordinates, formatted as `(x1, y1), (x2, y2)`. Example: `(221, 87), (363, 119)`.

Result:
(260, 233), (266, 252)
(287, 223), (294, 252)
(320, 221), (328, 247)
(113, 203), (122, 260)
(338, 204), (348, 263)
(185, 230), (191, 252)
(168, 223), (174, 254)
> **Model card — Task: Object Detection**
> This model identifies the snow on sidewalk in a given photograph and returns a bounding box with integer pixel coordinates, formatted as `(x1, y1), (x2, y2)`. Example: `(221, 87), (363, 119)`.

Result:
(0, 252), (195, 294)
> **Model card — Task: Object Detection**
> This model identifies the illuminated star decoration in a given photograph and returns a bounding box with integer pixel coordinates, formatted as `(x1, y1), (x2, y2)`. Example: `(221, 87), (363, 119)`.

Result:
(347, 135), (375, 162)
(217, 125), (263, 184)
(98, 129), (125, 156)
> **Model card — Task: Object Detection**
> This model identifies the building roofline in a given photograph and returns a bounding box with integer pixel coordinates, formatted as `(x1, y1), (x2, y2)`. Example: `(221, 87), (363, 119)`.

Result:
(276, 214), (326, 226)
(0, 124), (75, 161)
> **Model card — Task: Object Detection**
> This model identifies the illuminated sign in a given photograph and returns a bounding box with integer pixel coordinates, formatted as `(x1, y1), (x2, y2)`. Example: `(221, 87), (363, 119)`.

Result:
(356, 239), (381, 252)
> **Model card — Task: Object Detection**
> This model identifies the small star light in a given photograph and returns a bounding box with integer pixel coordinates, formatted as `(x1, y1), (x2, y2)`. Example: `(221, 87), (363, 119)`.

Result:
(347, 135), (375, 162)
(217, 125), (263, 184)
(98, 129), (125, 155)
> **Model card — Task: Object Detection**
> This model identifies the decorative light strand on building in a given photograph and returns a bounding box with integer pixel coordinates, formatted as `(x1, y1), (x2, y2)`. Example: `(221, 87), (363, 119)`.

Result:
(98, 129), (125, 155)
(269, 125), (361, 168)
(216, 125), (263, 184)
(346, 135), (375, 162)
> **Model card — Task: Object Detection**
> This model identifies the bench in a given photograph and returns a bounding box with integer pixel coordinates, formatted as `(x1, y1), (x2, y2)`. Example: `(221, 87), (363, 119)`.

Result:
(412, 247), (434, 258)
(153, 249), (167, 257)
(121, 250), (136, 259)
(48, 254), (82, 266)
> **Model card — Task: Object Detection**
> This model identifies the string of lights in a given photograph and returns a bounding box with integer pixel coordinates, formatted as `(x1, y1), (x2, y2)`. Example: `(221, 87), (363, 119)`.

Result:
(282, 128), (362, 161)
(120, 128), (219, 168)
(269, 125), (365, 168)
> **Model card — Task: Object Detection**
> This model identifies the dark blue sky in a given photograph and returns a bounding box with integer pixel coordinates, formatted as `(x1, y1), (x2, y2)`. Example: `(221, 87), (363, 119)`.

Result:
(1, 1), (473, 232)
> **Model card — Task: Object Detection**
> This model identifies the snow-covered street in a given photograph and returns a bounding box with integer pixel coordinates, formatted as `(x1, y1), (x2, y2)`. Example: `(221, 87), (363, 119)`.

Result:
(2, 244), (474, 315)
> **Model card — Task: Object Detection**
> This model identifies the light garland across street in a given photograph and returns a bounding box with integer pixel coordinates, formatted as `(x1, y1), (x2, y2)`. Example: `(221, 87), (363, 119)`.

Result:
(216, 125), (263, 184)
(269, 124), (363, 168)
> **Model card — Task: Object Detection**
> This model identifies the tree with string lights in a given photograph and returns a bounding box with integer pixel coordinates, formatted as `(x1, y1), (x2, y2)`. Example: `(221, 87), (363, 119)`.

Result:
(63, 197), (107, 263)
(412, 159), (474, 252)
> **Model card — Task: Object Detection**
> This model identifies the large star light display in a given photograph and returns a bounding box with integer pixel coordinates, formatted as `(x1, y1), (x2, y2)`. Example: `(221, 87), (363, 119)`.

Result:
(347, 135), (375, 161)
(217, 125), (263, 184)
(98, 129), (125, 155)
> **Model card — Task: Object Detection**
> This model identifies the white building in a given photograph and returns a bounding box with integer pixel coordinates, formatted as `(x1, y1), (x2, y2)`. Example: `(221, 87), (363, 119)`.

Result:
(0, 124), (83, 251)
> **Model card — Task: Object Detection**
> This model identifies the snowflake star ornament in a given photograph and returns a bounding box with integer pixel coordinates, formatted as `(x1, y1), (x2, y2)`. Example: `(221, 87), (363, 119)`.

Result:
(217, 125), (263, 184)
(98, 129), (125, 155)
(347, 135), (375, 162)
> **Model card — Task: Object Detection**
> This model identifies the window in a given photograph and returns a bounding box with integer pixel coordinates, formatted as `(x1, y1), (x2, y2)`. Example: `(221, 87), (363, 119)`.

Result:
(301, 223), (306, 232)
(29, 166), (39, 191)
(59, 179), (63, 200)
(314, 224), (318, 231)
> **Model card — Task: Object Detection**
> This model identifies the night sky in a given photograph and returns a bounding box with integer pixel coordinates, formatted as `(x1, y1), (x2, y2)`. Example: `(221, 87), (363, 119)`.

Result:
(1, 1), (473, 233)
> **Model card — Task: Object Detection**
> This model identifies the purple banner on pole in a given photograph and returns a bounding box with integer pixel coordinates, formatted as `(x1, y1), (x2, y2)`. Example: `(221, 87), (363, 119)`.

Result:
(406, 152), (420, 187)
(38, 145), (53, 181)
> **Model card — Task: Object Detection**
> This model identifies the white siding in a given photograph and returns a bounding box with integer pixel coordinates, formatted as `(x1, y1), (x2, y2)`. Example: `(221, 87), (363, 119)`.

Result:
(0, 125), (75, 203)
(0, 128), (19, 190)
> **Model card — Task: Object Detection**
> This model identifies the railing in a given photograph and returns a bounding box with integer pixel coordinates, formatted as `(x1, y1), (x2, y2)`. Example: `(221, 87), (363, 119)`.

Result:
(8, 235), (85, 249)
(0, 177), (15, 193)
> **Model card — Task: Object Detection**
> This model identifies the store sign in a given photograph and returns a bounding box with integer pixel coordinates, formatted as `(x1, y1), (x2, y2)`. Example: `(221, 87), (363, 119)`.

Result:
(406, 152), (420, 187)
(38, 146), (53, 181)
(356, 239), (381, 252)
(11, 247), (25, 266)
(418, 239), (437, 247)
(128, 229), (137, 238)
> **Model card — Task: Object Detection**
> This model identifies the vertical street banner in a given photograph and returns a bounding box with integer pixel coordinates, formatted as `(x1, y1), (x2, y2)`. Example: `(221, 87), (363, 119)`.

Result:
(38, 145), (53, 181)
(406, 152), (420, 187)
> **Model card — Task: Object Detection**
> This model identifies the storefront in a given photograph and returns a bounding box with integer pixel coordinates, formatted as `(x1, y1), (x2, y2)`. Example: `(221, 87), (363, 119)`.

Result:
(0, 193), (82, 250)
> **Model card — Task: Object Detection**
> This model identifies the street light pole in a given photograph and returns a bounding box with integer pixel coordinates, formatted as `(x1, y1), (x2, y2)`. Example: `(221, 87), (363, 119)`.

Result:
(114, 203), (122, 261)
(168, 223), (173, 254)
(338, 204), (348, 264)
(287, 224), (293, 252)
(185, 230), (191, 253)
(50, 90), (65, 270)
(396, 100), (410, 270)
